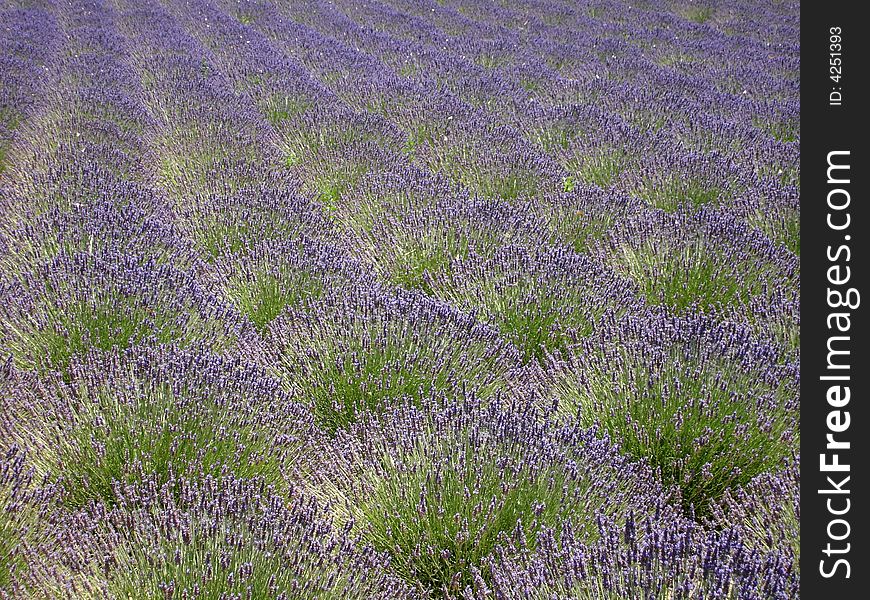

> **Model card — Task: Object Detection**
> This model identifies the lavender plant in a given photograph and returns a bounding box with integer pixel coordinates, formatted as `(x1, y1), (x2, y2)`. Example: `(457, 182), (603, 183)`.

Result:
(709, 457), (800, 569)
(305, 393), (674, 596)
(535, 185), (637, 254)
(0, 445), (56, 593)
(484, 512), (799, 599)
(0, 0), (800, 593)
(211, 238), (364, 332)
(264, 287), (520, 431)
(549, 312), (799, 516)
(342, 182), (550, 294)
(35, 476), (416, 599)
(175, 180), (338, 261)
(430, 245), (641, 363)
(0, 249), (244, 376)
(3, 347), (310, 508)
(596, 208), (798, 312)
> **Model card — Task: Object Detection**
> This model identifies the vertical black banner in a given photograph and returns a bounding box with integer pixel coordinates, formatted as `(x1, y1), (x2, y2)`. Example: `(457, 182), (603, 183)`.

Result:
(802, 2), (869, 596)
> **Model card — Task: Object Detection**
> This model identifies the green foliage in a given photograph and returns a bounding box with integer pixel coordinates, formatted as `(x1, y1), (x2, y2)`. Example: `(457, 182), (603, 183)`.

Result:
(157, 148), (258, 196)
(530, 123), (576, 154)
(359, 449), (578, 592)
(753, 117), (799, 143)
(747, 202), (800, 255)
(271, 300), (512, 433)
(264, 94), (310, 124)
(402, 123), (438, 157)
(226, 268), (323, 332)
(0, 452), (38, 590)
(637, 174), (722, 212)
(554, 343), (797, 516)
(609, 238), (763, 312)
(431, 230), (637, 362)
(18, 300), (181, 377)
(319, 402), (655, 597)
(435, 268), (599, 364)
(544, 203), (618, 254)
(25, 380), (289, 509)
(683, 5), (714, 24)
(569, 148), (627, 189)
(307, 159), (370, 212)
(95, 485), (388, 599)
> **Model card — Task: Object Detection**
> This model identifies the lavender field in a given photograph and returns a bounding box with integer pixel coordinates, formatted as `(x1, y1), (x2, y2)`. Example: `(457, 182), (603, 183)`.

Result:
(0, 0), (800, 597)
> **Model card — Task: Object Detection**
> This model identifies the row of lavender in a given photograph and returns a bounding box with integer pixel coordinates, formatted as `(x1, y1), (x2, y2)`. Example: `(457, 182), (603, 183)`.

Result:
(0, 0), (799, 597)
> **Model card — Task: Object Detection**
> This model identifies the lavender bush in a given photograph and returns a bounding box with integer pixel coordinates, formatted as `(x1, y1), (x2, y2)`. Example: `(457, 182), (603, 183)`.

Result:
(303, 393), (677, 596)
(34, 476), (417, 598)
(484, 512), (799, 599)
(2, 347), (311, 508)
(548, 312), (799, 516)
(263, 287), (521, 431)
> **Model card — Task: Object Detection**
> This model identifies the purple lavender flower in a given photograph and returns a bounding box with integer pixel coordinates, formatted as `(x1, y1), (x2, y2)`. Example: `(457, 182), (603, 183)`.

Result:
(261, 285), (522, 431)
(485, 511), (799, 599)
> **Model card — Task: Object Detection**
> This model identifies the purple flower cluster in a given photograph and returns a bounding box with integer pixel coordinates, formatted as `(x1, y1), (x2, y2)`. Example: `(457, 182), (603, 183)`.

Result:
(485, 511), (799, 599)
(35, 476), (416, 598)
(260, 285), (522, 431)
(0, 0), (799, 596)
